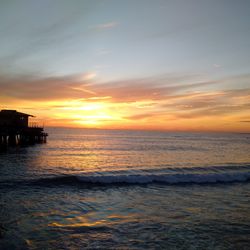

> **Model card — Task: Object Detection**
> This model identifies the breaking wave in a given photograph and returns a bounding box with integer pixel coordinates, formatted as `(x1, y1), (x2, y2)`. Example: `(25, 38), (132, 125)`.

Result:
(2, 165), (250, 188)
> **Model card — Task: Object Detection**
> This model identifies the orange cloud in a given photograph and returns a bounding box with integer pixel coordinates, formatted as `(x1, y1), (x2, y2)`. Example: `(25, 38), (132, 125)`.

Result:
(1, 73), (250, 132)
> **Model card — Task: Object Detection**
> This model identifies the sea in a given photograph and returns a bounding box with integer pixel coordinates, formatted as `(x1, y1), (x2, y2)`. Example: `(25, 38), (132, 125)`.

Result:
(0, 128), (250, 249)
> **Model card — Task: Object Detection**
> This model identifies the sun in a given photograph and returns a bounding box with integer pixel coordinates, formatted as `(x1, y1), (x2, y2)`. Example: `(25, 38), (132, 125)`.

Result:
(73, 113), (114, 127)
(58, 102), (117, 127)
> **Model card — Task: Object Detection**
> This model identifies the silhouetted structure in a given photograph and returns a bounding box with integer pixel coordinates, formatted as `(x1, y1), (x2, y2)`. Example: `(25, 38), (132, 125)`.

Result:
(0, 110), (33, 127)
(0, 110), (48, 151)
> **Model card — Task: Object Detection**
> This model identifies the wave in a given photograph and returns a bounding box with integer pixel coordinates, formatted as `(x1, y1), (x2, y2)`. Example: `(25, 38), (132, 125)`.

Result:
(14, 171), (250, 187)
(2, 166), (250, 188)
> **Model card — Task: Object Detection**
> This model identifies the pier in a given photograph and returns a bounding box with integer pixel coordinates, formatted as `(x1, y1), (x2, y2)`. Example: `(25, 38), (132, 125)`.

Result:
(0, 110), (48, 151)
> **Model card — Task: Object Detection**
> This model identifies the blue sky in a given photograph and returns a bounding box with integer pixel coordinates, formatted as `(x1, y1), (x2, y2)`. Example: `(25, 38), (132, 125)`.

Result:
(0, 0), (250, 81)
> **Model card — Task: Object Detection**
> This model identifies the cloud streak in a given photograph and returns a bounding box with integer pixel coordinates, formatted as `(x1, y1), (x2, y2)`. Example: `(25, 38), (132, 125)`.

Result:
(0, 74), (96, 100)
(90, 22), (118, 30)
(0, 73), (215, 101)
(1, 72), (249, 131)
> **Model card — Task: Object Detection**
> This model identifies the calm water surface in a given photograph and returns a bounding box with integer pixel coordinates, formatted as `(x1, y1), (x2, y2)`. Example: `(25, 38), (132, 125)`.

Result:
(1, 128), (250, 249)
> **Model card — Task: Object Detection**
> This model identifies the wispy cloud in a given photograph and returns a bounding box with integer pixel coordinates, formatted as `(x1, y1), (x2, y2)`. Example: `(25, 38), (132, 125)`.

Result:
(0, 74), (95, 100)
(1, 73), (249, 104)
(0, 73), (213, 101)
(90, 77), (218, 102)
(1, 72), (250, 131)
(90, 22), (118, 30)
(213, 64), (222, 68)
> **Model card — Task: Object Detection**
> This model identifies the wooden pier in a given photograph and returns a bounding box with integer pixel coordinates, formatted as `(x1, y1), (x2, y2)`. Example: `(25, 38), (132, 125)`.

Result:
(0, 110), (48, 151)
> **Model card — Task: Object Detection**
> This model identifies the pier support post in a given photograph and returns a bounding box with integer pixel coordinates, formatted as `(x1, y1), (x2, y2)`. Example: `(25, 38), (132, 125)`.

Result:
(9, 134), (17, 146)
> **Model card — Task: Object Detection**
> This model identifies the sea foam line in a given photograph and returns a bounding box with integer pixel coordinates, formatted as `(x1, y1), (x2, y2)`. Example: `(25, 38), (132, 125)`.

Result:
(1, 169), (250, 188)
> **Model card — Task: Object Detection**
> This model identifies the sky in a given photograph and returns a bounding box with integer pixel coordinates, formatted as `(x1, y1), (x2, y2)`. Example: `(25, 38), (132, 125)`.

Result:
(0, 0), (250, 132)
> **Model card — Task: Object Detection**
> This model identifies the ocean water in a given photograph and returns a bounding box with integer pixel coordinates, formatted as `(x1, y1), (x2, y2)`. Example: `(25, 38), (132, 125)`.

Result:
(0, 128), (250, 249)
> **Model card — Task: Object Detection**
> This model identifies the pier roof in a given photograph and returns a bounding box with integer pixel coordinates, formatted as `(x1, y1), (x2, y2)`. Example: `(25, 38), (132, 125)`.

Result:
(0, 110), (34, 117)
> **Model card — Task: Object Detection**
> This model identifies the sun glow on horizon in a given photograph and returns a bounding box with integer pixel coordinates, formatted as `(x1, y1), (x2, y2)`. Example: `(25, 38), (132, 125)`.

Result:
(6, 91), (249, 133)
(1, 74), (250, 132)
(45, 100), (124, 127)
